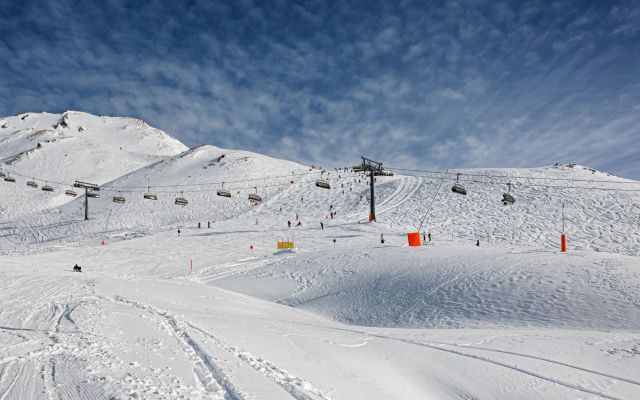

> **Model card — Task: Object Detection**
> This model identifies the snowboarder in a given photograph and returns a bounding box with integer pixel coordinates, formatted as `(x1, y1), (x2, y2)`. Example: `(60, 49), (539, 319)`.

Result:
(380, 233), (385, 244)
(73, 264), (81, 272)
(320, 222), (324, 230)
(476, 239), (480, 247)
(177, 229), (181, 237)
(287, 220), (291, 228)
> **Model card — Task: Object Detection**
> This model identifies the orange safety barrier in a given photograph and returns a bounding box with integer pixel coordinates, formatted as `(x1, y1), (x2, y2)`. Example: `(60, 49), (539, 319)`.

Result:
(407, 232), (421, 247)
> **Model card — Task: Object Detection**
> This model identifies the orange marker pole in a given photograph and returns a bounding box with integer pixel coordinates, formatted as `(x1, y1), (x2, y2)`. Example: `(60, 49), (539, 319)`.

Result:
(561, 234), (567, 253)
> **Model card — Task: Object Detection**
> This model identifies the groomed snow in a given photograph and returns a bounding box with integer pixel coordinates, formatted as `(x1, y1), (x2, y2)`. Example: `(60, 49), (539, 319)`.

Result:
(0, 112), (639, 399)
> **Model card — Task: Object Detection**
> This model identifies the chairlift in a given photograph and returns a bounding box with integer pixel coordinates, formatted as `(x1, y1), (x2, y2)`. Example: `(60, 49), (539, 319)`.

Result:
(87, 192), (100, 198)
(316, 179), (330, 189)
(113, 195), (126, 204)
(502, 183), (515, 205)
(451, 173), (467, 195)
(217, 182), (231, 198)
(3, 175), (16, 183)
(175, 192), (188, 206)
(27, 179), (38, 188)
(42, 183), (54, 192)
(248, 187), (261, 203)
(143, 187), (157, 200)
(64, 189), (77, 196)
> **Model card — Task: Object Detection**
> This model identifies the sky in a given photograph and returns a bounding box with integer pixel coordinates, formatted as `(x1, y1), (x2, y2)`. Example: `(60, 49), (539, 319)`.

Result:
(1, 0), (639, 179)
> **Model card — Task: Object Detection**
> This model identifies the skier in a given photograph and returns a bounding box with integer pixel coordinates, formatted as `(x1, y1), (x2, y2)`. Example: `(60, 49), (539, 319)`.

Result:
(177, 229), (181, 237)
(287, 220), (291, 228)
(320, 222), (324, 230)
(428, 232), (432, 242)
(73, 264), (81, 272)
(380, 233), (385, 244)
(296, 221), (302, 227)
(422, 232), (426, 242)
(329, 205), (333, 211)
(198, 222), (201, 229)
(207, 221), (210, 229)
(476, 239), (480, 247)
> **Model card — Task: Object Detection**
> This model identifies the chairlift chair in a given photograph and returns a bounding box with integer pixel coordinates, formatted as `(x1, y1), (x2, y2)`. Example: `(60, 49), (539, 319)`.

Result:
(451, 173), (467, 195)
(87, 192), (100, 199)
(315, 179), (330, 189)
(27, 179), (38, 188)
(113, 195), (126, 204)
(42, 183), (54, 192)
(217, 182), (231, 198)
(175, 192), (188, 206)
(64, 189), (76, 196)
(502, 183), (515, 205)
(3, 175), (16, 183)
(143, 187), (157, 200)
(248, 187), (261, 203)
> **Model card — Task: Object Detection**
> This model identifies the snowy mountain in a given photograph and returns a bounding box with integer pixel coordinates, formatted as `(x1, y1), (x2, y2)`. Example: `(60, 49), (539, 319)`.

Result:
(0, 111), (186, 220)
(1, 112), (639, 400)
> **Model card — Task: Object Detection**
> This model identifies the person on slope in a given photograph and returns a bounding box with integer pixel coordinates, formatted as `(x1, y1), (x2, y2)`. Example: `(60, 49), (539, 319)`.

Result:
(177, 229), (181, 237)
(296, 221), (302, 227)
(380, 233), (385, 244)
(320, 222), (324, 230)
(73, 264), (81, 272)
(476, 239), (480, 247)
(288, 220), (291, 228)
(428, 232), (432, 242)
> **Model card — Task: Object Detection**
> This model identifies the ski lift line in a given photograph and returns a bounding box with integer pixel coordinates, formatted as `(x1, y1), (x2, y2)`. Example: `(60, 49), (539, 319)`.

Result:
(417, 170), (448, 232)
(98, 174), (360, 194)
(385, 166), (640, 185)
(101, 170), (339, 190)
(0, 167), (343, 192)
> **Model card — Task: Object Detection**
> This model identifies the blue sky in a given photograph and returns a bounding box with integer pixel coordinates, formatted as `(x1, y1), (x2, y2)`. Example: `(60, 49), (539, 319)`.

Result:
(1, 0), (639, 178)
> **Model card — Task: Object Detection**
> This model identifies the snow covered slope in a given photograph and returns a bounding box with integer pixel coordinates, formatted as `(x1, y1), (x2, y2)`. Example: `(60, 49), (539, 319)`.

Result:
(1, 111), (640, 400)
(0, 111), (186, 219)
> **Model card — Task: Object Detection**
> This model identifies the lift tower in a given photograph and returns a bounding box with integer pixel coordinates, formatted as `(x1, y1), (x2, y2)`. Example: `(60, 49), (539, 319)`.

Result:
(74, 181), (100, 220)
(356, 157), (383, 222)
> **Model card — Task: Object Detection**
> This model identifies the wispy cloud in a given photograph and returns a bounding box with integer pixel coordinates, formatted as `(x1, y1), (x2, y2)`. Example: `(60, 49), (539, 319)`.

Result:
(1, 0), (639, 178)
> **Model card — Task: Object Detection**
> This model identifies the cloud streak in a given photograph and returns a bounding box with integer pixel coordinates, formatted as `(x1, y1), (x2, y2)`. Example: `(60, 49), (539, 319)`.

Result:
(1, 0), (639, 178)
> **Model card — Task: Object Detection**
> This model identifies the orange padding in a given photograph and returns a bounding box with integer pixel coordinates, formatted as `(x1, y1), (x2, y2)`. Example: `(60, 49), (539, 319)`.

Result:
(407, 232), (421, 247)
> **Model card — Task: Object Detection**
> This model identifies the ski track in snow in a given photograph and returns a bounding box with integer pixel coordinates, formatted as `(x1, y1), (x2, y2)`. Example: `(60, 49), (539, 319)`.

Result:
(108, 295), (333, 400)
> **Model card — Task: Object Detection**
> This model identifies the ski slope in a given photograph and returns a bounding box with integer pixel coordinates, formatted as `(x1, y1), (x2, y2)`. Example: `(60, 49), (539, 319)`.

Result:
(1, 112), (639, 399)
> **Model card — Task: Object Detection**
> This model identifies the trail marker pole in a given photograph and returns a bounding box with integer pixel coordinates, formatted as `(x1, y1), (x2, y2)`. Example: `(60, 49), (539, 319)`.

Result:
(561, 203), (567, 253)
(190, 258), (193, 273)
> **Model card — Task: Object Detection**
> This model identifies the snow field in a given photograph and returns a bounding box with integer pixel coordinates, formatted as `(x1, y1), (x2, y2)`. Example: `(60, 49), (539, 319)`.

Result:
(1, 112), (639, 399)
